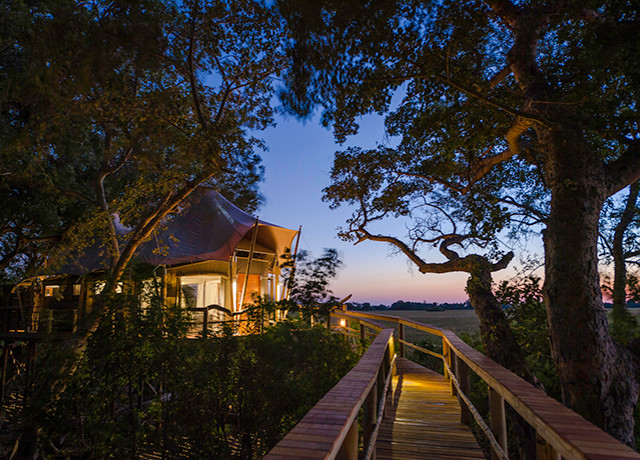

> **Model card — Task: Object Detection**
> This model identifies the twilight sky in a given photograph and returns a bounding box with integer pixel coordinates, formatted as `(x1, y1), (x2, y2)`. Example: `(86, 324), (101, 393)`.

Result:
(256, 112), (473, 305)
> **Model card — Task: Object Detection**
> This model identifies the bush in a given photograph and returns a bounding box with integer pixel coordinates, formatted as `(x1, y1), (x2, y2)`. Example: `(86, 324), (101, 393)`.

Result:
(14, 292), (357, 459)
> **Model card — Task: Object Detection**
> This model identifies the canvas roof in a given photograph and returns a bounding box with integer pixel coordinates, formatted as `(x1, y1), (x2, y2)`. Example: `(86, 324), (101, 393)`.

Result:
(53, 187), (298, 275)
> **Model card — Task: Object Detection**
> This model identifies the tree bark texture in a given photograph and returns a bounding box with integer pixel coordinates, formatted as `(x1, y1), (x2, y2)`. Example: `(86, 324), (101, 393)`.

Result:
(540, 127), (639, 445)
(466, 268), (537, 459)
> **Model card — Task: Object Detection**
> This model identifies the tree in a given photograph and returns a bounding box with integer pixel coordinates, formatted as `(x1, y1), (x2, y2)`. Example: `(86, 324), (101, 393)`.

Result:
(324, 149), (538, 379)
(323, 152), (540, 456)
(1, 0), (281, 286)
(285, 248), (343, 316)
(279, 0), (640, 444)
(600, 182), (640, 343)
(1, 1), (285, 454)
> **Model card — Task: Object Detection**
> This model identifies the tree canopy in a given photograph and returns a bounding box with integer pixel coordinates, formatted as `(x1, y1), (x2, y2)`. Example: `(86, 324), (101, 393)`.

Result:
(0, 0), (283, 283)
(279, 0), (640, 445)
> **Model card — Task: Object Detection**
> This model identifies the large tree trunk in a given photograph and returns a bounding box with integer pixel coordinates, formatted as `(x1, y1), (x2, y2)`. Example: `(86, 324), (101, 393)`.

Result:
(541, 129), (639, 445)
(611, 182), (639, 341)
(467, 270), (536, 383)
(466, 268), (537, 459)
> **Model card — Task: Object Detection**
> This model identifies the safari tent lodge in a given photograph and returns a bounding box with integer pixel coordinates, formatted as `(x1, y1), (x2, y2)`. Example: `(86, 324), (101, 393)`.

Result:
(2, 187), (298, 335)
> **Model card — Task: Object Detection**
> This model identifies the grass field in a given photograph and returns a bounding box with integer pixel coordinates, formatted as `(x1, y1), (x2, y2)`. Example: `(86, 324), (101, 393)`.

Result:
(371, 309), (480, 333)
(365, 308), (636, 341)
(354, 309), (480, 345)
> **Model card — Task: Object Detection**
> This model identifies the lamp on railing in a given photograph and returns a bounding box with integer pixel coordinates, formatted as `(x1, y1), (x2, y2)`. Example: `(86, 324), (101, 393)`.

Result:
(339, 318), (346, 328)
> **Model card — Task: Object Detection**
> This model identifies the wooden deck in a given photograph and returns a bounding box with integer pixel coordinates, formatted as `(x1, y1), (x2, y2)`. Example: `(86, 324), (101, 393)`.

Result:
(376, 358), (484, 460)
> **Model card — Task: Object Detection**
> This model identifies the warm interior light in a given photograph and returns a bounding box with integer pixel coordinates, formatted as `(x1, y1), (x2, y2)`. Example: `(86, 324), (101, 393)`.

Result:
(339, 319), (347, 328)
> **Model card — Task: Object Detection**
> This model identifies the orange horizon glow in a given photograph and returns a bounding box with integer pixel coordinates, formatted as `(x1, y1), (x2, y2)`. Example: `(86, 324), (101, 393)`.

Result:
(332, 270), (471, 305)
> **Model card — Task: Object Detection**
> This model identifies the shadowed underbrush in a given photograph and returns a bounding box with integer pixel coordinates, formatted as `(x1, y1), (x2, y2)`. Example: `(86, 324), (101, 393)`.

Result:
(1, 293), (357, 459)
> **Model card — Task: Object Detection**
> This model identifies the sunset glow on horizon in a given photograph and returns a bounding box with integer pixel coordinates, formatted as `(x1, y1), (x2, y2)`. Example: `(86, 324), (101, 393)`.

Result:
(257, 113), (538, 306)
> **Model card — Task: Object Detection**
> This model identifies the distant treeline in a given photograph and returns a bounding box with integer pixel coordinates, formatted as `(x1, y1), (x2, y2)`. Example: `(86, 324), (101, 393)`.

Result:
(604, 302), (640, 309)
(349, 301), (640, 311)
(347, 300), (473, 311)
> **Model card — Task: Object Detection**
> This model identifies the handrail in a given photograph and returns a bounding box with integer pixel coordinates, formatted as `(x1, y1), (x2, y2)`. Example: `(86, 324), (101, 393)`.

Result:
(264, 328), (396, 459)
(333, 310), (640, 460)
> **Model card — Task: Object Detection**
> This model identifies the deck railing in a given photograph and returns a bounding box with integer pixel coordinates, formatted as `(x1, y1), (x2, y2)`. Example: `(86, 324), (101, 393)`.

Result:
(0, 305), (77, 334)
(328, 310), (640, 460)
(264, 327), (396, 459)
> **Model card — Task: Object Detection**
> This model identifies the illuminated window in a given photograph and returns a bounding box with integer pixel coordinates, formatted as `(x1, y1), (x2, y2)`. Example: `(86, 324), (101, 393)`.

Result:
(179, 276), (226, 309)
(44, 285), (60, 297)
(94, 281), (106, 295)
(179, 276), (227, 324)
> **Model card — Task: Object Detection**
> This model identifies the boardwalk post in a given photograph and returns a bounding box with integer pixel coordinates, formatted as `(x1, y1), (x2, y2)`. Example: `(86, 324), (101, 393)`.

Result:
(450, 354), (458, 396)
(360, 322), (366, 343)
(489, 387), (508, 460)
(388, 335), (396, 377)
(443, 340), (451, 381)
(363, 379), (377, 457)
(443, 341), (454, 394)
(338, 421), (358, 460)
(536, 433), (561, 460)
(458, 359), (471, 425)
(398, 323), (405, 358)
(202, 307), (208, 338)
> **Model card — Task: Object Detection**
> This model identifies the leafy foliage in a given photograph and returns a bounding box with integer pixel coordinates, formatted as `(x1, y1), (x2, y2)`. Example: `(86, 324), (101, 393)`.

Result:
(495, 276), (561, 400)
(279, 0), (640, 442)
(284, 248), (343, 316)
(4, 289), (357, 458)
(0, 0), (284, 282)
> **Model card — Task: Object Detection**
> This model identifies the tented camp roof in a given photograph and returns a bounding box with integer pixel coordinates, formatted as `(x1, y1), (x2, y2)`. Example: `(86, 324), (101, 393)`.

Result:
(53, 187), (298, 275)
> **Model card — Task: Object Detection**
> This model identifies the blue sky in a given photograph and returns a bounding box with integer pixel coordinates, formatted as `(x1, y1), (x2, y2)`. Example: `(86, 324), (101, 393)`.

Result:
(255, 112), (473, 305)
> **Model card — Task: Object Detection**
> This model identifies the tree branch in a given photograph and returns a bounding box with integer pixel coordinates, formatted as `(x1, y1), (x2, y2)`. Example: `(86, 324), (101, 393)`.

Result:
(439, 234), (470, 261)
(488, 66), (512, 88)
(491, 251), (515, 271)
(605, 142), (640, 196)
(187, 11), (208, 130)
(433, 74), (549, 127)
(354, 227), (430, 269)
(484, 0), (521, 28)
(109, 168), (218, 281)
(498, 194), (547, 222)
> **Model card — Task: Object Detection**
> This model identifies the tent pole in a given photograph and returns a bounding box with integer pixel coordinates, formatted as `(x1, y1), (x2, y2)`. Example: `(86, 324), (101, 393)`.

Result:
(227, 257), (234, 315)
(239, 217), (259, 309)
(284, 226), (302, 301)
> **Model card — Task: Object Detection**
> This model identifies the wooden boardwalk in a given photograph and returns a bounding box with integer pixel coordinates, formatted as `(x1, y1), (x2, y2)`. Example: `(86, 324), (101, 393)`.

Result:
(376, 358), (484, 460)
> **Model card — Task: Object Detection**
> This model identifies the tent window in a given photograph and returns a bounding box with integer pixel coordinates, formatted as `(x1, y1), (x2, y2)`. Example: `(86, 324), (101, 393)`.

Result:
(73, 284), (82, 296)
(45, 285), (60, 298)
(139, 279), (159, 310)
(236, 250), (270, 260)
(94, 282), (106, 295)
(179, 275), (226, 310)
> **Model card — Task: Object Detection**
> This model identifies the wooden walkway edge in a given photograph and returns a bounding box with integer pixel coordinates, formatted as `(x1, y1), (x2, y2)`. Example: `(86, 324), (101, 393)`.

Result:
(375, 358), (484, 460)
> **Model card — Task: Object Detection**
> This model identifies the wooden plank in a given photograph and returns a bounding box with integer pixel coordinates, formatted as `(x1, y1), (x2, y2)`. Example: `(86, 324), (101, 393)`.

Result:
(338, 311), (640, 460)
(375, 358), (484, 460)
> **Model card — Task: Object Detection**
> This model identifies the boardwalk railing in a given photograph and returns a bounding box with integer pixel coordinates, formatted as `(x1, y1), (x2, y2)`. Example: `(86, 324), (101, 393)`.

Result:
(265, 327), (396, 459)
(325, 310), (640, 460)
